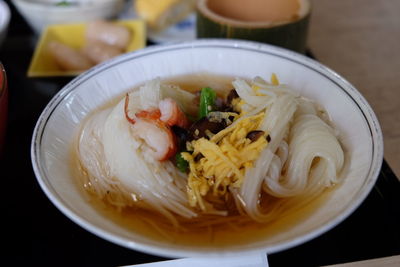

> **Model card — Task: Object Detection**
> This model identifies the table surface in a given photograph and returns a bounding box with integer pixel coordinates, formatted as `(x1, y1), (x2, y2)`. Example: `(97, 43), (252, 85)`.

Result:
(309, 0), (400, 180)
(1, 0), (399, 266)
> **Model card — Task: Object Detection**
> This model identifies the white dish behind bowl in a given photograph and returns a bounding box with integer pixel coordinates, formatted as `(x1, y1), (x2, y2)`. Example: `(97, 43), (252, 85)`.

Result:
(12, 0), (124, 34)
(31, 40), (383, 258)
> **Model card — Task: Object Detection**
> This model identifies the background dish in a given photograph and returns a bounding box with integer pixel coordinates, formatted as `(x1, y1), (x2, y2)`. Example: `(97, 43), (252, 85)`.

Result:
(11, 0), (125, 34)
(118, 2), (196, 44)
(27, 20), (146, 77)
(31, 40), (383, 258)
(147, 13), (196, 44)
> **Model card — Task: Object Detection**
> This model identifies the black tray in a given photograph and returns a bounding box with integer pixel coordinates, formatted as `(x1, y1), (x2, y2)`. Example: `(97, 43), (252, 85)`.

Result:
(1, 2), (399, 266)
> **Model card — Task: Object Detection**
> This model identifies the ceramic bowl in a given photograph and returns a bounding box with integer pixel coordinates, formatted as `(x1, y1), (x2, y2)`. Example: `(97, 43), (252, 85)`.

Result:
(31, 39), (383, 258)
(12, 0), (125, 34)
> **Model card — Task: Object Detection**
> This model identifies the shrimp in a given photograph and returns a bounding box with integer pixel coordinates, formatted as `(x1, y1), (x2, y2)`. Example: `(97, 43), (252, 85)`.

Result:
(136, 108), (161, 121)
(124, 95), (189, 161)
(159, 98), (189, 128)
(131, 119), (177, 161)
(124, 93), (136, 124)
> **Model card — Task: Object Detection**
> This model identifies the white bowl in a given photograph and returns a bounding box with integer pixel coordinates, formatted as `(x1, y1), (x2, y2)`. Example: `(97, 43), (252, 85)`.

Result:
(11, 0), (124, 34)
(0, 0), (10, 47)
(31, 40), (383, 258)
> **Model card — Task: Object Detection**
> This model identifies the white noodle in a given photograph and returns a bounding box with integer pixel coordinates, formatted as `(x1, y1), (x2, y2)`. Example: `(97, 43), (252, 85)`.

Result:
(76, 77), (345, 225)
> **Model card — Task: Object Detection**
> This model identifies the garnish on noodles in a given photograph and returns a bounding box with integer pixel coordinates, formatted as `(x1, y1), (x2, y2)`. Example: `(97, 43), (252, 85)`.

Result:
(75, 74), (344, 235)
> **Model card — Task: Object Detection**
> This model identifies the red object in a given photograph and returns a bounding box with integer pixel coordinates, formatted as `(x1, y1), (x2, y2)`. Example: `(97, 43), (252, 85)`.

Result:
(159, 98), (189, 129)
(0, 63), (7, 155)
(124, 93), (136, 124)
(124, 94), (178, 161)
(135, 108), (162, 121)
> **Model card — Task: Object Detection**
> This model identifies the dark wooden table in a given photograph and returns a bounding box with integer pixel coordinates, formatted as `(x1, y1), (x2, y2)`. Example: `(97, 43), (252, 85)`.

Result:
(1, 1), (399, 266)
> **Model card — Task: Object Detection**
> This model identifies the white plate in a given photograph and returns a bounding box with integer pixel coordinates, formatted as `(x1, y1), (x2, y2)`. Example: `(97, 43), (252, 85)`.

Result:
(147, 13), (196, 44)
(31, 39), (383, 258)
(118, 2), (196, 44)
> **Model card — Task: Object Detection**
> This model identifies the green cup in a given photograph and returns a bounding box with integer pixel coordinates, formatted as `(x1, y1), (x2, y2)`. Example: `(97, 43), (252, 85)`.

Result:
(196, 0), (311, 53)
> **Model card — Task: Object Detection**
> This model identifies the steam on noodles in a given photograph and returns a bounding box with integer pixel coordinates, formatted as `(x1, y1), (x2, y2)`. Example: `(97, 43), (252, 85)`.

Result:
(75, 74), (344, 231)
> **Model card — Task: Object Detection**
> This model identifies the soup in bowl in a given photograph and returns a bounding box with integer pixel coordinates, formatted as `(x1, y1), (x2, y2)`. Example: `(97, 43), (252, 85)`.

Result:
(31, 39), (383, 258)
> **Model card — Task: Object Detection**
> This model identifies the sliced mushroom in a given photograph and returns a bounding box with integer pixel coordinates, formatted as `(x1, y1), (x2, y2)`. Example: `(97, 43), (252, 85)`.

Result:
(246, 130), (265, 142)
(171, 125), (189, 150)
(226, 89), (239, 105)
(188, 117), (227, 140)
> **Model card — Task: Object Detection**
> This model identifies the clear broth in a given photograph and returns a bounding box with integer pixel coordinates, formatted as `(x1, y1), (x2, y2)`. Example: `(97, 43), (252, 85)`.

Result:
(72, 73), (339, 248)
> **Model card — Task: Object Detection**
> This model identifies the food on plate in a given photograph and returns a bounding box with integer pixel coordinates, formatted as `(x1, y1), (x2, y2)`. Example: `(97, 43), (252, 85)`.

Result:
(86, 20), (132, 50)
(73, 74), (344, 242)
(47, 20), (132, 71)
(135, 0), (196, 31)
(81, 41), (122, 65)
(47, 41), (94, 71)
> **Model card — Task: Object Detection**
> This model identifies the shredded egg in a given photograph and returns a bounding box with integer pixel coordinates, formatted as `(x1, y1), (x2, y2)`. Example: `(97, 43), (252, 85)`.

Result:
(182, 112), (268, 210)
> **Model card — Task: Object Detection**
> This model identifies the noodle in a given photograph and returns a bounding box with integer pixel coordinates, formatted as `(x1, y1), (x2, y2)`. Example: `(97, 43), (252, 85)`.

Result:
(74, 74), (345, 233)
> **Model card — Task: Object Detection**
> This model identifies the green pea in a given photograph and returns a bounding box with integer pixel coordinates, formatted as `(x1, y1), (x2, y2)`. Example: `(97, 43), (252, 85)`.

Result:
(199, 87), (216, 119)
(176, 152), (189, 173)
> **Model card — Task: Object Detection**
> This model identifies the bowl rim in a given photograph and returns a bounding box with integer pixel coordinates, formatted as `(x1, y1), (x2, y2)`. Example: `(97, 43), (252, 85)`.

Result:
(31, 39), (384, 258)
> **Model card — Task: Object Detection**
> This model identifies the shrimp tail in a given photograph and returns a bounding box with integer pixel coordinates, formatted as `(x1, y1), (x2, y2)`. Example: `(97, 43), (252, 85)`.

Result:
(124, 94), (136, 124)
